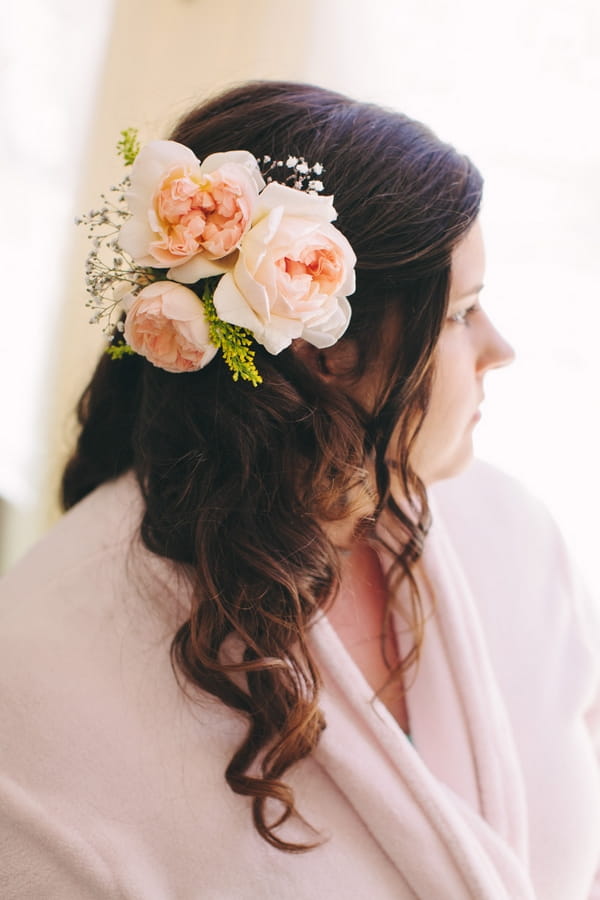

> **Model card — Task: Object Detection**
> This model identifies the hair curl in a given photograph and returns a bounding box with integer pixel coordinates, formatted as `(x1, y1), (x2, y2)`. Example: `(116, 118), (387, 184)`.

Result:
(62, 81), (483, 851)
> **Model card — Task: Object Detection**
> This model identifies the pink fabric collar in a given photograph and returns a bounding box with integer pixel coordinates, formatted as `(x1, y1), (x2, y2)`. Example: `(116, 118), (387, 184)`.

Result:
(308, 499), (535, 898)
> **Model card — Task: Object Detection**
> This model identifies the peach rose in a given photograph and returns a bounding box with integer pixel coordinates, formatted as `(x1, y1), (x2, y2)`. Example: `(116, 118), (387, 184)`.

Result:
(124, 281), (218, 373)
(119, 141), (264, 280)
(213, 182), (355, 354)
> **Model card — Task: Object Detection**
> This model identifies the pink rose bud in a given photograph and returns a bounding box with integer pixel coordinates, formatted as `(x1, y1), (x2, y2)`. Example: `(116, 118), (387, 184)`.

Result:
(124, 281), (218, 373)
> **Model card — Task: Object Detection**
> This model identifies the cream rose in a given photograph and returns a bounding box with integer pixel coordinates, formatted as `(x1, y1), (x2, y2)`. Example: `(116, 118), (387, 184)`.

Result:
(119, 141), (264, 280)
(124, 281), (218, 373)
(213, 182), (355, 355)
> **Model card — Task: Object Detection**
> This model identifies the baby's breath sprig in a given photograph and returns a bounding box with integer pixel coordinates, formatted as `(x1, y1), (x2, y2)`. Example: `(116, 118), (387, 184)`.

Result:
(259, 154), (325, 194)
(201, 280), (262, 387)
(116, 128), (141, 166)
(76, 170), (153, 338)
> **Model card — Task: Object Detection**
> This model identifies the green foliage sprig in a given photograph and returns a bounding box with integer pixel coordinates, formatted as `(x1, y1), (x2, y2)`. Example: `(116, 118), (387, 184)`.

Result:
(116, 128), (141, 166)
(106, 341), (135, 360)
(202, 280), (262, 387)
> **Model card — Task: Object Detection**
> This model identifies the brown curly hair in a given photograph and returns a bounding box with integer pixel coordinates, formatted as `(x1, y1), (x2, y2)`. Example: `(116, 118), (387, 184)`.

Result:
(62, 81), (483, 851)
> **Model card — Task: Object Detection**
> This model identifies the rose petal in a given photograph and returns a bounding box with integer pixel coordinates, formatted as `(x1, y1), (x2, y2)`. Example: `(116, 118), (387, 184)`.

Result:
(259, 316), (304, 354)
(213, 272), (266, 335)
(168, 253), (234, 283)
(301, 296), (352, 348)
(253, 182), (337, 225)
(200, 150), (265, 193)
(119, 217), (163, 268)
(126, 141), (201, 219)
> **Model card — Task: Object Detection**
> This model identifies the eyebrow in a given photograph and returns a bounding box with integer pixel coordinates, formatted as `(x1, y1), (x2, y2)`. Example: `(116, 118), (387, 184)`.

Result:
(449, 283), (484, 304)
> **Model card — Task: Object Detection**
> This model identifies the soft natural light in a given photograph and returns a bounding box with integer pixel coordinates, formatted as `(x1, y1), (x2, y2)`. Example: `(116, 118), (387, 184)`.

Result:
(0, 0), (114, 506)
(2, 0), (598, 594)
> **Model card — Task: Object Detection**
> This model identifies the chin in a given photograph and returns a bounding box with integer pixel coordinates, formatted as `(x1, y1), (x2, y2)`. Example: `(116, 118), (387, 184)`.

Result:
(419, 444), (475, 486)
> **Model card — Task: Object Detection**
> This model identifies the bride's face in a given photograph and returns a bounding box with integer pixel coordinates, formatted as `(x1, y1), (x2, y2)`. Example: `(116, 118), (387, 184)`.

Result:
(315, 219), (513, 543)
(407, 220), (514, 485)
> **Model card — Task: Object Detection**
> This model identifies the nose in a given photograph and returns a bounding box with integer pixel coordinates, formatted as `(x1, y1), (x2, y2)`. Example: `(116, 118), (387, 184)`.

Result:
(477, 312), (515, 374)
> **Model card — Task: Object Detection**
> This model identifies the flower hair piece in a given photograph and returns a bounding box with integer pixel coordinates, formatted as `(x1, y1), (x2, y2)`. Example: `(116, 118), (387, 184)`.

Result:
(78, 129), (356, 385)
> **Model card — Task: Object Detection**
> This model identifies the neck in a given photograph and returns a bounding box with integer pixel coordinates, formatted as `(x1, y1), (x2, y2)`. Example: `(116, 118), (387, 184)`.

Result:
(327, 541), (410, 733)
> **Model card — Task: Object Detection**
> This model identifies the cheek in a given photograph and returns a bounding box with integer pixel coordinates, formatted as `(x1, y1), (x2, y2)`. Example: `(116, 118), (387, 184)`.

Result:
(425, 352), (459, 427)
(408, 341), (477, 479)
(430, 333), (475, 413)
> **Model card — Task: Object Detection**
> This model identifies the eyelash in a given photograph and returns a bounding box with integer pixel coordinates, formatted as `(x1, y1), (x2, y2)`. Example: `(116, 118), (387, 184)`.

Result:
(448, 303), (480, 325)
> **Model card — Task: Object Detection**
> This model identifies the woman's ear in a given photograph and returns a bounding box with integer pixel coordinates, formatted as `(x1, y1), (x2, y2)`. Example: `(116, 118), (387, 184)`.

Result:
(292, 338), (382, 415)
(291, 339), (327, 373)
(291, 339), (358, 381)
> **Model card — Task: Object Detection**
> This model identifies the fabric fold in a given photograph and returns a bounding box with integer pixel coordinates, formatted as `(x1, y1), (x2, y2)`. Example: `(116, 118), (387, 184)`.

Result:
(307, 499), (536, 899)
(417, 497), (530, 855)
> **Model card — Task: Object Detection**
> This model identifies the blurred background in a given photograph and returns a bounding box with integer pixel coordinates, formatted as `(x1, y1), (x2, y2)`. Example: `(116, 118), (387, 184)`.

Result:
(1, 0), (599, 595)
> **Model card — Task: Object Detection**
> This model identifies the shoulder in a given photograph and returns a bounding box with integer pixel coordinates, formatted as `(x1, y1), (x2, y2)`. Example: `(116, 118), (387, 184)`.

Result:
(0, 475), (141, 741)
(0, 474), (198, 774)
(429, 459), (575, 600)
(0, 476), (247, 892)
(0, 472), (196, 639)
(0, 474), (204, 704)
(1, 472), (144, 600)
(0, 475), (142, 673)
(429, 459), (590, 638)
(429, 460), (597, 683)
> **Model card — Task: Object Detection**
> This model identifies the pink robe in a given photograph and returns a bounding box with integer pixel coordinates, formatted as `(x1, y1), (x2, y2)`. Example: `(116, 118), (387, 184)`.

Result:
(1, 461), (599, 898)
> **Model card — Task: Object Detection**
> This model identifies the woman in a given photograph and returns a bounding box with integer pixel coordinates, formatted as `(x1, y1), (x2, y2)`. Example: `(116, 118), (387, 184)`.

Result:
(1, 82), (598, 899)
